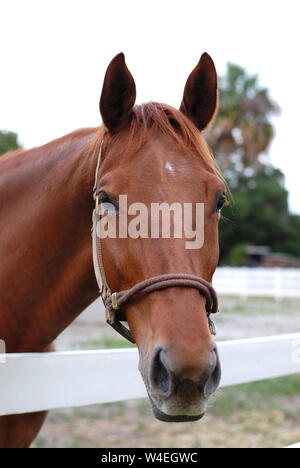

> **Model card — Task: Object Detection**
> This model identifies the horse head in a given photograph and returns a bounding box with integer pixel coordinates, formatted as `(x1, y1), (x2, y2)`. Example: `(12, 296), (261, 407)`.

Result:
(96, 53), (226, 422)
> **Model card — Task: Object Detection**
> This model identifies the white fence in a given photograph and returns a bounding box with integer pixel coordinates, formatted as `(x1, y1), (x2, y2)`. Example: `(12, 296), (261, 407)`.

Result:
(213, 267), (300, 299)
(0, 333), (300, 416)
(0, 333), (299, 448)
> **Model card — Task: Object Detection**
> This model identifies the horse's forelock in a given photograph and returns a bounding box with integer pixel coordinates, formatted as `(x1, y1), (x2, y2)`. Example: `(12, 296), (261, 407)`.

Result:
(106, 102), (223, 180)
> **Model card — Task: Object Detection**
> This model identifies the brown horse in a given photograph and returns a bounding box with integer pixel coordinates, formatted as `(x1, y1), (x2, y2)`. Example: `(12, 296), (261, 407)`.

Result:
(0, 52), (226, 447)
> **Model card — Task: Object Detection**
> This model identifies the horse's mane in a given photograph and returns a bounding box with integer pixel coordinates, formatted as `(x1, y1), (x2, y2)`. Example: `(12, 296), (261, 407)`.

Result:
(111, 102), (223, 179)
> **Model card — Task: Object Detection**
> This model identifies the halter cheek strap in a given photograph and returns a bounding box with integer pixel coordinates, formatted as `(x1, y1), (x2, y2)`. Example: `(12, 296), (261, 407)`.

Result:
(92, 141), (218, 344)
(92, 207), (136, 343)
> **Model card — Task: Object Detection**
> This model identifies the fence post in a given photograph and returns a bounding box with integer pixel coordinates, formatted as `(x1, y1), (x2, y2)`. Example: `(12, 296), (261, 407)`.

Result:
(274, 268), (284, 302)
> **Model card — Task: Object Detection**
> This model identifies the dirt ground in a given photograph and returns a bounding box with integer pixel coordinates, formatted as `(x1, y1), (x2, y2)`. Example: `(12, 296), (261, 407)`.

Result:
(33, 296), (300, 448)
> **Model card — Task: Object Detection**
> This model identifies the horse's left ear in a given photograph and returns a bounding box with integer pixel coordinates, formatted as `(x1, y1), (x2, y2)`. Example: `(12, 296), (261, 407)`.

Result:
(100, 53), (136, 133)
(180, 53), (218, 131)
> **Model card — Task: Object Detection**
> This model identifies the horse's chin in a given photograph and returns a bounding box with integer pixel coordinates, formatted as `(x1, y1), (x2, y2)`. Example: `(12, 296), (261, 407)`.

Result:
(149, 396), (205, 423)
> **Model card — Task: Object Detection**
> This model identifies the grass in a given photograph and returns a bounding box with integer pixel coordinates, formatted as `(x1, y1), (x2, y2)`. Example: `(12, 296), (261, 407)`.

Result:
(80, 336), (135, 349)
(209, 374), (300, 418)
(136, 399), (151, 416)
(219, 296), (300, 316)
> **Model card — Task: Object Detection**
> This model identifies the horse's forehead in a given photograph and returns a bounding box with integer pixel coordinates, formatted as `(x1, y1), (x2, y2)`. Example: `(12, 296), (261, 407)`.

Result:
(113, 153), (218, 204)
(103, 132), (222, 196)
(128, 136), (205, 178)
(135, 137), (219, 188)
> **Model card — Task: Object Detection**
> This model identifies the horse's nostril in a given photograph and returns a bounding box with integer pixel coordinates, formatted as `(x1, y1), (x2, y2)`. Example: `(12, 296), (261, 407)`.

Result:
(204, 347), (221, 398)
(150, 349), (172, 396)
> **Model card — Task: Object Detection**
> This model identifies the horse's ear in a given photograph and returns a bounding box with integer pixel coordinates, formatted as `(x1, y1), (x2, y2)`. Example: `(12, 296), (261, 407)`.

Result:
(100, 53), (136, 133)
(180, 53), (218, 131)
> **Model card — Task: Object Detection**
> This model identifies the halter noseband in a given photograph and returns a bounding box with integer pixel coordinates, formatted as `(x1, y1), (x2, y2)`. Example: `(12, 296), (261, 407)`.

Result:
(92, 141), (218, 344)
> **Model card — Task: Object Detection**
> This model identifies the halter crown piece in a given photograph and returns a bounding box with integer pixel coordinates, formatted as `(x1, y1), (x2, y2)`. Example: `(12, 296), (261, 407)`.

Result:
(92, 140), (219, 344)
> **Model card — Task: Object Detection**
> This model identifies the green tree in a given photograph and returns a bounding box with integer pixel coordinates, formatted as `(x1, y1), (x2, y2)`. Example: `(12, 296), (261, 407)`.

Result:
(219, 166), (297, 261)
(207, 64), (300, 262)
(0, 130), (21, 156)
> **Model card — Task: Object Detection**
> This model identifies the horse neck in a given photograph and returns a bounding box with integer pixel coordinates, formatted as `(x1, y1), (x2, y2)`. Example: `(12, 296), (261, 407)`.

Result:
(0, 128), (102, 352)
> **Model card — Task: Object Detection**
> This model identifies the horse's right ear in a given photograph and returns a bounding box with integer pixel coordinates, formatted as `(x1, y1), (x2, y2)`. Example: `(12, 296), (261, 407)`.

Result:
(100, 53), (136, 133)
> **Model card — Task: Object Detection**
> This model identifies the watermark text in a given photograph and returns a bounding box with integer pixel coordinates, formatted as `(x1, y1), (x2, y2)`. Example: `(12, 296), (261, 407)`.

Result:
(96, 195), (205, 250)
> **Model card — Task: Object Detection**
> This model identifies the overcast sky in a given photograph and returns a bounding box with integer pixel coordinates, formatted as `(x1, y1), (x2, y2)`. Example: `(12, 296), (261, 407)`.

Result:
(1, 0), (299, 213)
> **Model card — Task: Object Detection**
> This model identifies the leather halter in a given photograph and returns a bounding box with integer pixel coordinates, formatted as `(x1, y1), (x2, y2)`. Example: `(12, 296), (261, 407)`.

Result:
(92, 141), (219, 344)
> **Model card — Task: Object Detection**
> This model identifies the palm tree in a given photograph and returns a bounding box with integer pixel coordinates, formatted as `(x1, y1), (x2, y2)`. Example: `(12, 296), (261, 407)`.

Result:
(205, 64), (279, 174)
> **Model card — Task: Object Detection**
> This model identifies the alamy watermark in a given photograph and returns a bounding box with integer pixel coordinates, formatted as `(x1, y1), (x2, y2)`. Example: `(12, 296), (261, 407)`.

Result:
(96, 195), (205, 250)
(0, 339), (6, 363)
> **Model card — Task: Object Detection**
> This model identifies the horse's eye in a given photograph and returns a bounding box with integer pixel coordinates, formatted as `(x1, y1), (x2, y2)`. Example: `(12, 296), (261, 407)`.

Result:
(99, 191), (118, 211)
(215, 195), (226, 214)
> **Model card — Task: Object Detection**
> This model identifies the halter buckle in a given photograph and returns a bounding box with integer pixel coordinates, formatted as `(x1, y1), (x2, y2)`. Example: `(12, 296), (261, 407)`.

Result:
(111, 292), (120, 310)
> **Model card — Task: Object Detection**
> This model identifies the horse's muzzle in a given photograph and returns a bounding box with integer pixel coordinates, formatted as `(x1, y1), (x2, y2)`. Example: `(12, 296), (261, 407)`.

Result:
(147, 345), (221, 421)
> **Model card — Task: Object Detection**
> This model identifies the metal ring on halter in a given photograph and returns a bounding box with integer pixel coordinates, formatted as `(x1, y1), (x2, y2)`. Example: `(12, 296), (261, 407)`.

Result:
(92, 139), (219, 344)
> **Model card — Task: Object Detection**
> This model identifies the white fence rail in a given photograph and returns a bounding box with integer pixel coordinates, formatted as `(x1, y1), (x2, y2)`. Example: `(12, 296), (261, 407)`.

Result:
(213, 267), (300, 299)
(0, 333), (299, 416)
